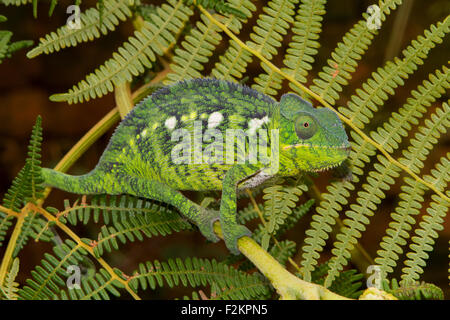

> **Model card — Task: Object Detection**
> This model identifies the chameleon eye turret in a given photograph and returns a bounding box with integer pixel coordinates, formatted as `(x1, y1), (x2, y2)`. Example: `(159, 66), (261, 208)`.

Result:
(294, 114), (318, 140)
(41, 78), (350, 255)
(278, 92), (350, 173)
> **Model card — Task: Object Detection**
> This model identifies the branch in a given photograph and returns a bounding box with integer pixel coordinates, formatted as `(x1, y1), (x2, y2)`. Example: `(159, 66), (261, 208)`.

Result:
(212, 222), (347, 300)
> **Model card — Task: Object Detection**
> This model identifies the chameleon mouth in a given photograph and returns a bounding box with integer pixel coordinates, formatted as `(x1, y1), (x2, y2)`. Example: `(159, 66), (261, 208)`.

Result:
(283, 142), (351, 152)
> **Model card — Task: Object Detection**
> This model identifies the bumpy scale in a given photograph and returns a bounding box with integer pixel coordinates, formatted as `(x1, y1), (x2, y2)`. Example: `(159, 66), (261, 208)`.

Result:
(42, 79), (350, 254)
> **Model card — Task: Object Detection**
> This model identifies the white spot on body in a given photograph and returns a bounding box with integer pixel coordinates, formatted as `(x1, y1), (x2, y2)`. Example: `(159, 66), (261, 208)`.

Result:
(141, 129), (148, 137)
(248, 116), (270, 135)
(208, 112), (224, 129)
(165, 116), (177, 130)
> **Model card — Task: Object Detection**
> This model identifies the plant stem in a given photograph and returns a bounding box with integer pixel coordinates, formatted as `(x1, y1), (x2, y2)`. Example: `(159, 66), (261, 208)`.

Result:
(212, 222), (348, 300)
(0, 208), (25, 286)
(115, 82), (134, 118)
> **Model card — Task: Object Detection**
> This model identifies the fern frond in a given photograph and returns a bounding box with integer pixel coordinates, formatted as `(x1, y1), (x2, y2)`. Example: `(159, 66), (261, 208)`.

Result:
(1, 0), (33, 6)
(237, 202), (263, 224)
(0, 17), (33, 63)
(59, 195), (192, 230)
(249, 0), (298, 96)
(2, 163), (31, 213)
(372, 67), (449, 278)
(12, 210), (54, 257)
(382, 278), (444, 300)
(27, 0), (133, 58)
(269, 240), (296, 267)
(1, 116), (43, 217)
(25, 115), (44, 202)
(54, 268), (124, 300)
(299, 179), (355, 281)
(325, 101), (449, 287)
(301, 61), (449, 283)
(311, 0), (402, 104)
(0, 258), (20, 300)
(0, 211), (13, 247)
(0, 31), (13, 63)
(328, 269), (363, 299)
(50, 0), (193, 103)
(128, 257), (270, 299)
(340, 16), (450, 129)
(19, 240), (89, 299)
(90, 206), (192, 257)
(187, 0), (246, 19)
(259, 184), (304, 249)
(167, 0), (252, 84)
(401, 156), (449, 283)
(371, 65), (449, 153)
(208, 0), (255, 81)
(308, 262), (363, 299)
(166, 14), (223, 83)
(282, 0), (326, 90)
(210, 36), (253, 81)
(274, 198), (314, 238)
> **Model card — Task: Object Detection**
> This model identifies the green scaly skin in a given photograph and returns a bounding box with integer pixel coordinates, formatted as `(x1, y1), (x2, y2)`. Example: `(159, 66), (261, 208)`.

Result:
(42, 78), (350, 254)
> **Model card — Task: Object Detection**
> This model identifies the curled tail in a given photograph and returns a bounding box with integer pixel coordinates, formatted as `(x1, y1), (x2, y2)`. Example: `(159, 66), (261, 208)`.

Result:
(41, 168), (104, 195)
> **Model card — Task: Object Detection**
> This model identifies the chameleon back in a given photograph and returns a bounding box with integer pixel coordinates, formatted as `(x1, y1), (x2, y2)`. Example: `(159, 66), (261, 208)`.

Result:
(95, 78), (277, 192)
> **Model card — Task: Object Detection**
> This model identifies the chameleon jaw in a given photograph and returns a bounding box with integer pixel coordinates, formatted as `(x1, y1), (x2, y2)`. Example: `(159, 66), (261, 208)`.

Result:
(282, 142), (351, 152)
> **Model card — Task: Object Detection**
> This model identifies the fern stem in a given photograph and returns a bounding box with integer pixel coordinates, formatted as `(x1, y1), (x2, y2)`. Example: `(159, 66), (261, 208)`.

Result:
(0, 208), (25, 286)
(198, 5), (450, 204)
(115, 82), (134, 119)
(0, 205), (20, 218)
(29, 203), (141, 300)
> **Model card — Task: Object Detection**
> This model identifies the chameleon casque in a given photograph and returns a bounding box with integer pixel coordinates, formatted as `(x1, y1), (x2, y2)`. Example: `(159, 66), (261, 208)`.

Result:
(42, 78), (350, 254)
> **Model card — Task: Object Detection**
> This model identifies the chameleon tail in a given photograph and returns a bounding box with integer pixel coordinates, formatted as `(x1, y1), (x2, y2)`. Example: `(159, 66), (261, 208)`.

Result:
(41, 168), (104, 195)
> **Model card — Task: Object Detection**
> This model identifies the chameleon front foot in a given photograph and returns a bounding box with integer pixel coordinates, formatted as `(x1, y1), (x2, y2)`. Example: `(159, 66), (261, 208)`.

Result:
(222, 224), (252, 255)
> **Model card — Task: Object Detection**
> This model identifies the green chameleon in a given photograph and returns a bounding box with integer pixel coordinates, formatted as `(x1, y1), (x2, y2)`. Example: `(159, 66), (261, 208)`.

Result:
(42, 78), (350, 254)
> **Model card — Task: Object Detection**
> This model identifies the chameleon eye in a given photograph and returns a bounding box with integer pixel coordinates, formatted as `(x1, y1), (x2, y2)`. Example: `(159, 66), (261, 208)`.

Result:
(295, 115), (317, 140)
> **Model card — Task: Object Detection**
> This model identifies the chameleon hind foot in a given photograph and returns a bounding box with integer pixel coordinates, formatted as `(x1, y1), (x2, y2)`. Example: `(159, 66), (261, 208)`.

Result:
(195, 207), (221, 243)
(222, 224), (252, 255)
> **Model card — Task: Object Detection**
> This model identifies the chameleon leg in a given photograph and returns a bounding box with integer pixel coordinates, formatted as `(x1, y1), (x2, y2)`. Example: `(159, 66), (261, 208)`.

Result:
(124, 177), (220, 243)
(220, 165), (254, 255)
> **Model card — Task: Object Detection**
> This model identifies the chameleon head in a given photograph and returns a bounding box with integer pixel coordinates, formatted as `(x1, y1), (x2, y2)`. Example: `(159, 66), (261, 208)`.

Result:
(276, 93), (351, 174)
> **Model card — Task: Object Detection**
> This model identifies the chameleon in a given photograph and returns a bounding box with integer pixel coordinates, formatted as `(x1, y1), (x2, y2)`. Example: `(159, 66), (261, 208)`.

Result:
(42, 78), (350, 254)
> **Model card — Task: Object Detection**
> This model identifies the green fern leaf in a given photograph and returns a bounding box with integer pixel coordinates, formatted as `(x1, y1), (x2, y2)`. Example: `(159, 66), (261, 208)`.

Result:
(402, 155), (449, 282)
(339, 16), (450, 129)
(27, 0), (134, 58)
(0, 258), (20, 300)
(382, 278), (444, 300)
(325, 101), (449, 287)
(50, 0), (193, 103)
(249, 0), (298, 96)
(311, 0), (402, 104)
(19, 240), (90, 299)
(283, 0), (326, 90)
(128, 257), (270, 299)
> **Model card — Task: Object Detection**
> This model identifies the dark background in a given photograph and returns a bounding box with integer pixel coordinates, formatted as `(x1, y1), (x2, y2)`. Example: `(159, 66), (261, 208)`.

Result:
(0, 0), (449, 299)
